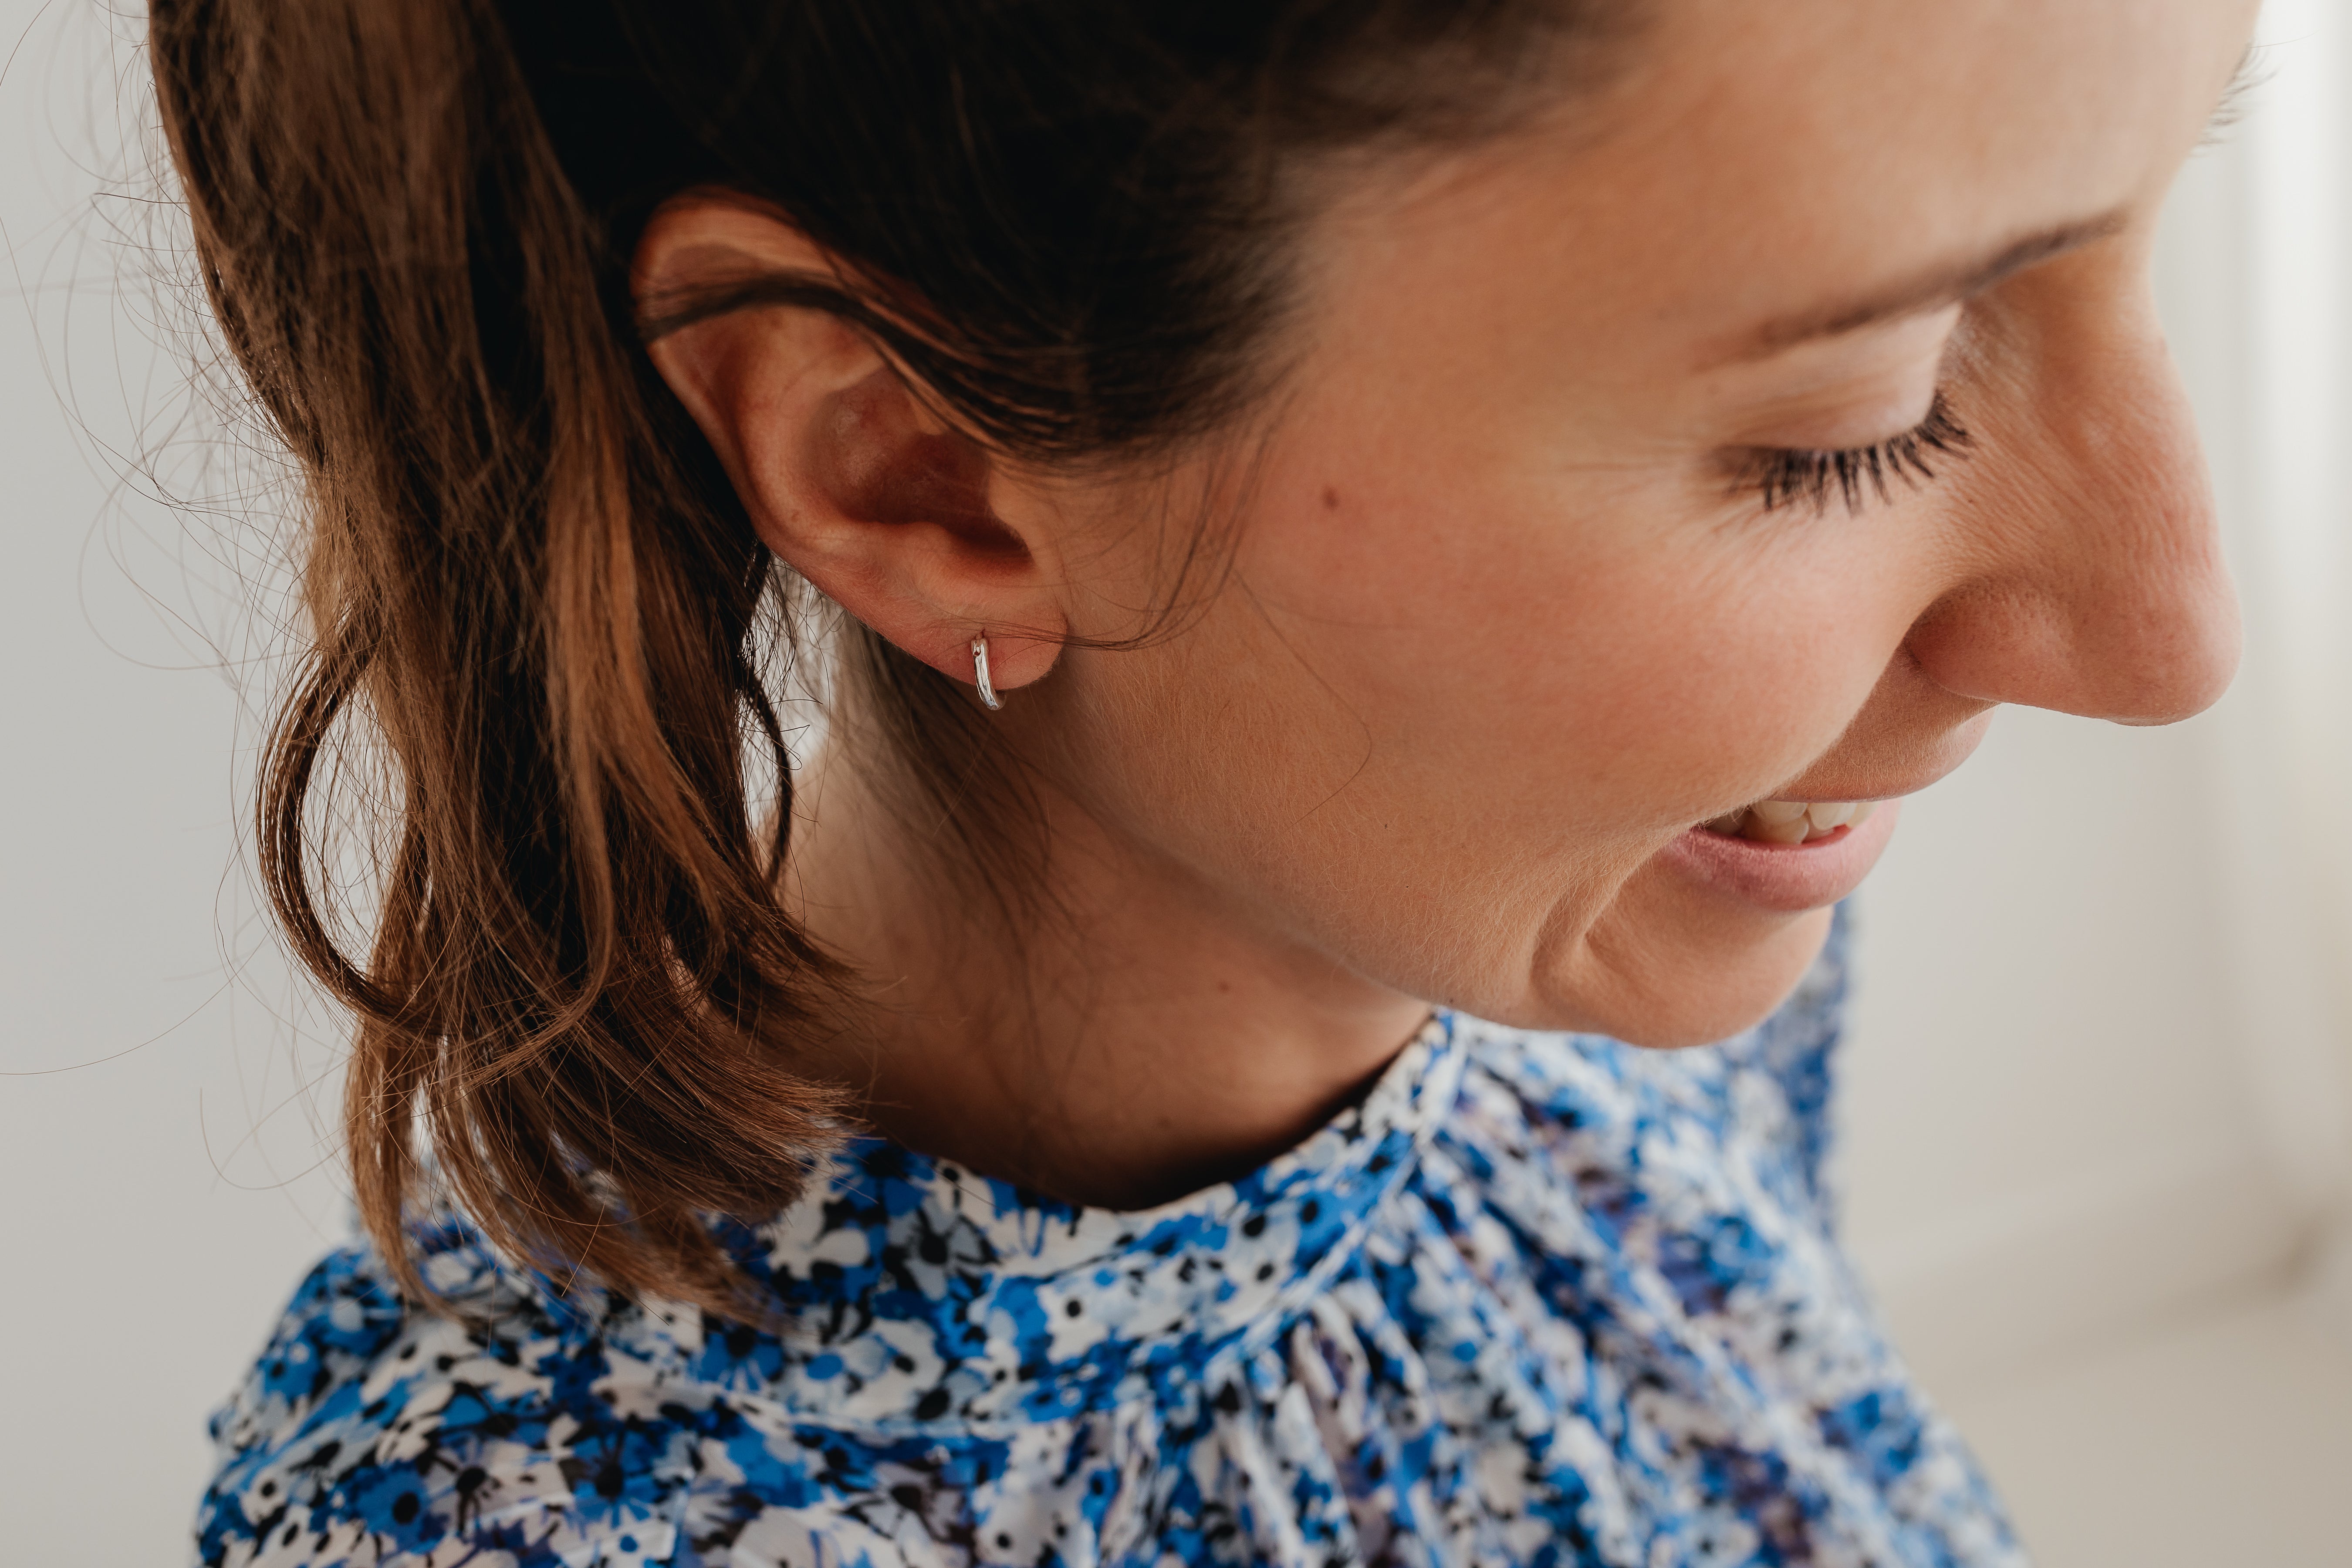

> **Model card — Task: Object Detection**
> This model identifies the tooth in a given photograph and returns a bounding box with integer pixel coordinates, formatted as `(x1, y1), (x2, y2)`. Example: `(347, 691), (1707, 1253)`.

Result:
(1704, 811), (1750, 835)
(1750, 799), (1808, 826)
(1853, 800), (1876, 823)
(1806, 801), (1855, 830)
(1747, 813), (1811, 844)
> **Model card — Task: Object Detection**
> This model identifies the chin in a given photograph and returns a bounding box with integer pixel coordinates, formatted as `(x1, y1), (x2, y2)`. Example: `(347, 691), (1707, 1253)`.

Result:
(1525, 903), (1836, 1049)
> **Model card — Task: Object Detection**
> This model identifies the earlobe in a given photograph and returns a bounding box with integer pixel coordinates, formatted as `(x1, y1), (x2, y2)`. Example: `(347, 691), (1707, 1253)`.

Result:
(633, 197), (1067, 697)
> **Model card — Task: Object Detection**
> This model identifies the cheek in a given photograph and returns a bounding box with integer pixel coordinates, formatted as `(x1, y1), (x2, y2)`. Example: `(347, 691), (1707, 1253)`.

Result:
(1059, 446), (1921, 1021)
(1232, 466), (1898, 838)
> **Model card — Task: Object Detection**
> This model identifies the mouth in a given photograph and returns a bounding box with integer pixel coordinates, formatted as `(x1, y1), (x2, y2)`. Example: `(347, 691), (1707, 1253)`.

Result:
(1660, 794), (1903, 913)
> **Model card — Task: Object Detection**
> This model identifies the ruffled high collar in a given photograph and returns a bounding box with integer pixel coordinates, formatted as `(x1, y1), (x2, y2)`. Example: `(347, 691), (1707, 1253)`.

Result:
(699, 1014), (1464, 1424)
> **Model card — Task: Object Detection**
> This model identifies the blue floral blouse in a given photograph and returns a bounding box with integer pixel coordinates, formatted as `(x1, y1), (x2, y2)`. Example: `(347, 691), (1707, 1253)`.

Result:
(195, 918), (2024, 1567)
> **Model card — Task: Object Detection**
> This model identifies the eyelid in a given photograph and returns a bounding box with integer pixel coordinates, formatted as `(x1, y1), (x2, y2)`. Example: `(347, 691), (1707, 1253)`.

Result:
(1710, 309), (1958, 451)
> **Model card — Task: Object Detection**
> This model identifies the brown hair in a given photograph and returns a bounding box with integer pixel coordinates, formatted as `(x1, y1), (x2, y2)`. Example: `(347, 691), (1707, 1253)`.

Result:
(148, 0), (1623, 1318)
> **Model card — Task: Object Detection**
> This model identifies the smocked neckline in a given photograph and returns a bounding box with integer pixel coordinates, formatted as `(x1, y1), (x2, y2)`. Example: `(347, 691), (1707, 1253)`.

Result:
(837, 1010), (1455, 1263)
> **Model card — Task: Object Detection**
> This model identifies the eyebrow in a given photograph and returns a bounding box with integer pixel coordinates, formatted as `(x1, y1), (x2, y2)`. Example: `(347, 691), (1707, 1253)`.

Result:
(1718, 209), (2131, 365)
(1711, 48), (2260, 368)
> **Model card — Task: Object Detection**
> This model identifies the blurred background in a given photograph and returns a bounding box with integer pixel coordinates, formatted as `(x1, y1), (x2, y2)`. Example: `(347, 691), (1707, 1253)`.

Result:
(4, 2), (2350, 1563)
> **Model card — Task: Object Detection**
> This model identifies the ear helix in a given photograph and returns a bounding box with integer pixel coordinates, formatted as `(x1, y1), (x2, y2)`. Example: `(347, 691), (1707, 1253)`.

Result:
(970, 635), (1004, 711)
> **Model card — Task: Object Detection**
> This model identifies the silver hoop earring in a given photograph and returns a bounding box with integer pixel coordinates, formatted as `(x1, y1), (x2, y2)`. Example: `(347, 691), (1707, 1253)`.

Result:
(970, 635), (1004, 711)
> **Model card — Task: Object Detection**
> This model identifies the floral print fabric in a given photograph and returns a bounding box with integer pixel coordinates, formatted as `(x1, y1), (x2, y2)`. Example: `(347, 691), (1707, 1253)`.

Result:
(195, 919), (2024, 1567)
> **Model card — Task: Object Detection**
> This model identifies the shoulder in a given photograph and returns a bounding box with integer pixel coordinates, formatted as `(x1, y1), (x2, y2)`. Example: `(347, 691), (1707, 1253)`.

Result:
(197, 1218), (1055, 1568)
(197, 1220), (699, 1567)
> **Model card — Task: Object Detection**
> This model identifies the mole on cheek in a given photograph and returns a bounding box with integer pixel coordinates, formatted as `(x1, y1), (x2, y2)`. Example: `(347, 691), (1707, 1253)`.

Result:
(1322, 487), (1341, 510)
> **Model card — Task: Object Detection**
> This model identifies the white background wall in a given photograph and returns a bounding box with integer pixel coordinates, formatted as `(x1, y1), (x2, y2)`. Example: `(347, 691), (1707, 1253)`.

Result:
(0, 5), (414, 1553)
(3, 3), (2347, 1564)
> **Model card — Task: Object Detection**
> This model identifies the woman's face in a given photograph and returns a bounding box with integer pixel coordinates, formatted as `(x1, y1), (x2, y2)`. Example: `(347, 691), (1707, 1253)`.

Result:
(1007, 0), (2254, 1045)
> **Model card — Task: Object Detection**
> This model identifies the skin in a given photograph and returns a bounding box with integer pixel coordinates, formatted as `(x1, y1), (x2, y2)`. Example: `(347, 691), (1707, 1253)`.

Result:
(639, 0), (2256, 1207)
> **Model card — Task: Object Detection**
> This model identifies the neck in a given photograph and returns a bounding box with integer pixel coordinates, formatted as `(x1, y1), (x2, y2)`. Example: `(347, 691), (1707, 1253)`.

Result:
(783, 736), (1430, 1210)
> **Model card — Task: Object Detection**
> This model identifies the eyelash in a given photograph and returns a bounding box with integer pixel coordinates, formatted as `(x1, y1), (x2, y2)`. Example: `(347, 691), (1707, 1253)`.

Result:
(1737, 392), (1974, 514)
(2201, 50), (2266, 151)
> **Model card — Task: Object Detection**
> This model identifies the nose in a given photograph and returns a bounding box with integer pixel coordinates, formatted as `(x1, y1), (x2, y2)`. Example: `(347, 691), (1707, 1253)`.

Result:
(1903, 280), (2242, 727)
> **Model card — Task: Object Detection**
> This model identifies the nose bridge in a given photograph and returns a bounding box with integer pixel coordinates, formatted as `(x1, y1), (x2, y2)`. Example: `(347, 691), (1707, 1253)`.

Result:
(1907, 290), (2242, 726)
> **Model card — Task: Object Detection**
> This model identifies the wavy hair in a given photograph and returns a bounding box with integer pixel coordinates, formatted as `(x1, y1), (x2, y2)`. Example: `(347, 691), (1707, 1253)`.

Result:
(148, 0), (1625, 1318)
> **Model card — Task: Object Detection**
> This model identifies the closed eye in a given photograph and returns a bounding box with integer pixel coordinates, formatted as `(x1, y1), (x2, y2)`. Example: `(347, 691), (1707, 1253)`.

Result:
(1731, 392), (1973, 514)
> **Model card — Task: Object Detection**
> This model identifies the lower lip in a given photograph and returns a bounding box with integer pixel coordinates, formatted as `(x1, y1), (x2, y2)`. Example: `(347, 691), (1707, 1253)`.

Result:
(1657, 800), (1903, 913)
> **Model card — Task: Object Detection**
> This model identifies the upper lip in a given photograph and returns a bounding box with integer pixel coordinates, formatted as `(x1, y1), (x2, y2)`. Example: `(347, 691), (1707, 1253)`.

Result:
(1744, 708), (1998, 811)
(1742, 782), (1917, 805)
(1729, 753), (1983, 815)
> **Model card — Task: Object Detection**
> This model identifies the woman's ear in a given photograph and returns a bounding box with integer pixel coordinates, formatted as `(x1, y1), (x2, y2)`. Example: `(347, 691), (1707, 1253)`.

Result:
(633, 196), (1065, 695)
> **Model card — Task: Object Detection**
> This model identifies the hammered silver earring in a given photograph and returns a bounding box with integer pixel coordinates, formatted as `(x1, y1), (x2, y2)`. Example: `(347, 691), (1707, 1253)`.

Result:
(970, 635), (1004, 711)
